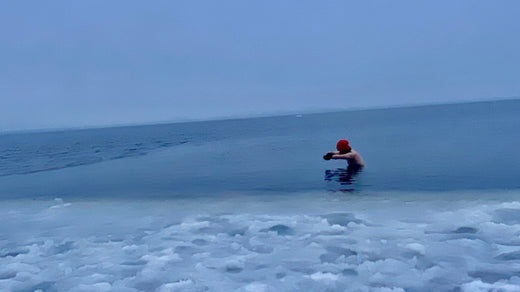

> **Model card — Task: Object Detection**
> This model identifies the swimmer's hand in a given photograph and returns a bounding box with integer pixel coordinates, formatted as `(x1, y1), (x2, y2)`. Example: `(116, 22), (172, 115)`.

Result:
(323, 153), (333, 160)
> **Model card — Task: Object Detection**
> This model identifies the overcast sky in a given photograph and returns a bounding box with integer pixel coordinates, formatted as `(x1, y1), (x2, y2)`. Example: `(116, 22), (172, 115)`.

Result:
(1, 1), (519, 131)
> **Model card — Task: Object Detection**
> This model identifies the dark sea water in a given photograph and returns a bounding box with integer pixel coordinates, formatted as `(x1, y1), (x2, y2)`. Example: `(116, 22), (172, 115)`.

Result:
(1, 100), (520, 291)
(1, 99), (519, 199)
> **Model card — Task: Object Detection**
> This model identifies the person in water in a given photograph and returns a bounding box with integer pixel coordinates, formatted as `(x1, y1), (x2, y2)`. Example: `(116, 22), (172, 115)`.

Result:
(323, 140), (364, 191)
(323, 139), (365, 168)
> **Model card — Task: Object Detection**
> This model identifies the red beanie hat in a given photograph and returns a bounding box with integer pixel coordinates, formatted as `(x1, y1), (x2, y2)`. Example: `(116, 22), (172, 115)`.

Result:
(336, 140), (351, 152)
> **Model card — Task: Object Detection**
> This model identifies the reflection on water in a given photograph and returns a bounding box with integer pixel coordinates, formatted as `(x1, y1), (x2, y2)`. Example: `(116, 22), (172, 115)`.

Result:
(324, 166), (363, 192)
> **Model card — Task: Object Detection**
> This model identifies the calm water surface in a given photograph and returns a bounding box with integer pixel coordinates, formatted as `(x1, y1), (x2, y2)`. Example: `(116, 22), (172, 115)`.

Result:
(0, 99), (519, 199)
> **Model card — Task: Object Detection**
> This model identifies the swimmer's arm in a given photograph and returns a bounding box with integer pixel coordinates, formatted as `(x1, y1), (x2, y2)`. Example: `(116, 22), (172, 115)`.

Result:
(323, 151), (337, 160)
(331, 152), (354, 160)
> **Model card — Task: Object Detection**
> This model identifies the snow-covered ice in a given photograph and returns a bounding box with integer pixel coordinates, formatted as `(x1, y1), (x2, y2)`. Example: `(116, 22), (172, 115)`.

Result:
(2, 191), (520, 291)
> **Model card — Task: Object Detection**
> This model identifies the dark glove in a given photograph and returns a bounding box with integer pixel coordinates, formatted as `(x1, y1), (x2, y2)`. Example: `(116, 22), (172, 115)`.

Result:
(323, 153), (333, 160)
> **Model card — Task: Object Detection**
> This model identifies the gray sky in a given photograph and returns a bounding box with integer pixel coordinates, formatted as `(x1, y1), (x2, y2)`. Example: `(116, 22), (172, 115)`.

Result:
(1, 1), (519, 131)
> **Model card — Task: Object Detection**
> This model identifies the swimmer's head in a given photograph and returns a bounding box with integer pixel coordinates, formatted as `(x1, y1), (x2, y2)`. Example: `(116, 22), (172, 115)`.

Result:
(336, 140), (351, 153)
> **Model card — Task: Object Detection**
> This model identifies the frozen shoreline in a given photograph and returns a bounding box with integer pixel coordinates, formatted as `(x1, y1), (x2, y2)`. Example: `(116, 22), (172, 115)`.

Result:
(2, 192), (520, 291)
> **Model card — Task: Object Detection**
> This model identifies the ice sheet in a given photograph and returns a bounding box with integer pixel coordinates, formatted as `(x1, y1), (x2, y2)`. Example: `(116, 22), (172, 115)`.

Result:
(2, 192), (520, 291)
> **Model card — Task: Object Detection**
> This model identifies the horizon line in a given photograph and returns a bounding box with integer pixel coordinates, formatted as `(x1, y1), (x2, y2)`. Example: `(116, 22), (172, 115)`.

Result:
(2, 96), (519, 135)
